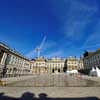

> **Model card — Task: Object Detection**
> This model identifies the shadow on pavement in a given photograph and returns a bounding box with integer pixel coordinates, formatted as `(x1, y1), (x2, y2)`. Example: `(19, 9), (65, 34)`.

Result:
(0, 92), (99, 100)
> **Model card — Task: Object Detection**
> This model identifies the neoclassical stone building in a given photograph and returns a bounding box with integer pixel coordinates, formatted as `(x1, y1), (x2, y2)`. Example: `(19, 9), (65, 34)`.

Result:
(83, 49), (100, 70)
(0, 42), (32, 78)
(31, 56), (84, 74)
(0, 42), (84, 77)
(67, 56), (79, 71)
(31, 57), (65, 74)
(31, 57), (48, 74)
(47, 57), (65, 73)
(78, 57), (84, 70)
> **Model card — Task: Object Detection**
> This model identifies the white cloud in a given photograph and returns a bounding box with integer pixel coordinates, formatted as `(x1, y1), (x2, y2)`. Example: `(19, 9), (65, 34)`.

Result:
(62, 0), (98, 40)
(42, 40), (57, 51)
(80, 21), (100, 50)
(26, 0), (100, 58)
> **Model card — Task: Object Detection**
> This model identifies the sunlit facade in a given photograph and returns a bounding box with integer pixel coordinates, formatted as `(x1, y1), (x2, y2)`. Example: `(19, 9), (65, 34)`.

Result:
(0, 42), (32, 78)
(47, 57), (65, 73)
(31, 57), (48, 74)
(0, 42), (84, 77)
(67, 56), (79, 71)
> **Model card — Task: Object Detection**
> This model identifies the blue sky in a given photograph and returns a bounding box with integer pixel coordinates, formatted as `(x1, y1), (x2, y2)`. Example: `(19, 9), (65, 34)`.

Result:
(0, 0), (100, 58)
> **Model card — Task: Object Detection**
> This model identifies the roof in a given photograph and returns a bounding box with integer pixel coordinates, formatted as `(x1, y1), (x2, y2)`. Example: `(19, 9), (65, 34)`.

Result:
(34, 57), (47, 62)
(0, 42), (29, 61)
(84, 49), (100, 59)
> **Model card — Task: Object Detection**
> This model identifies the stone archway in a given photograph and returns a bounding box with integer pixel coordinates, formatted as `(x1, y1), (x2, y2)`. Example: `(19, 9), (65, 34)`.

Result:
(58, 68), (60, 73)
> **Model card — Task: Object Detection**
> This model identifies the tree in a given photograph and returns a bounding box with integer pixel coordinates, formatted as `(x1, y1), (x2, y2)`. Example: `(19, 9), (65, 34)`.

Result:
(63, 59), (67, 72)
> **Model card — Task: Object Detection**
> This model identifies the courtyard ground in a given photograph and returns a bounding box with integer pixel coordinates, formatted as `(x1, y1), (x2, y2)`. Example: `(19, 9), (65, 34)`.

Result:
(0, 74), (100, 99)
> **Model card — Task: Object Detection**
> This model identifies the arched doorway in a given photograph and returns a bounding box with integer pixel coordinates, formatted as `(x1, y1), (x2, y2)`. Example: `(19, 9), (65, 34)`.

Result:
(58, 68), (60, 73)
(52, 68), (54, 73)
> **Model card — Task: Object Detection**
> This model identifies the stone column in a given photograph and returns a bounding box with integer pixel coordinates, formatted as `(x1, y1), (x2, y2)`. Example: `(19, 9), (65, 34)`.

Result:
(1, 53), (7, 65)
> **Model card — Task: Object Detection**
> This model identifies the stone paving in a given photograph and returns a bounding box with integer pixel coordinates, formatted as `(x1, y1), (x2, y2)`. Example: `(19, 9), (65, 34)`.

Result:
(0, 87), (100, 99)
(0, 74), (100, 99)
(5, 73), (100, 87)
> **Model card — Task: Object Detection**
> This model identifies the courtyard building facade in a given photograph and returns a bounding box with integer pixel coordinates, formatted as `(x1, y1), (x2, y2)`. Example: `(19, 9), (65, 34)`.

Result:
(47, 57), (65, 73)
(31, 57), (83, 74)
(31, 57), (65, 74)
(0, 42), (84, 77)
(67, 56), (79, 71)
(31, 57), (48, 74)
(78, 57), (84, 70)
(83, 49), (100, 70)
(0, 42), (32, 78)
